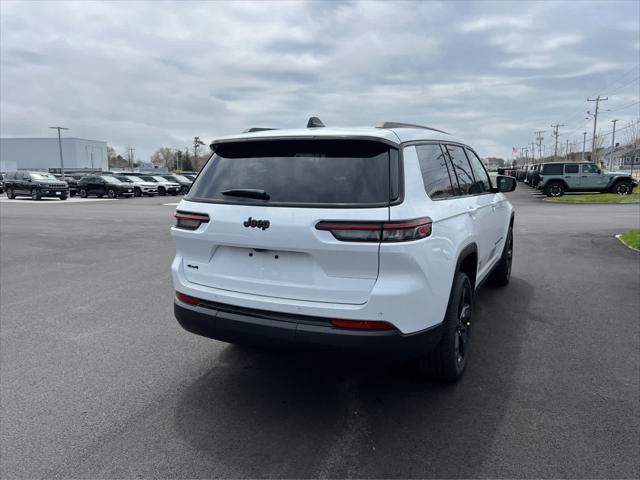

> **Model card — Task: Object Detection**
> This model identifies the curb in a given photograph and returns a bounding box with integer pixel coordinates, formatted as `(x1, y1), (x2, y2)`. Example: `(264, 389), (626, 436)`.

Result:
(615, 234), (640, 252)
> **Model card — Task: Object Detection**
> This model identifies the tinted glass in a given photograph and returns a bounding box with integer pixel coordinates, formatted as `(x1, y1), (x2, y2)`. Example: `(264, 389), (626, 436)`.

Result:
(415, 144), (456, 199)
(445, 145), (476, 195)
(582, 164), (598, 173)
(188, 140), (391, 205)
(465, 148), (492, 193)
(565, 164), (579, 173)
(542, 164), (563, 175)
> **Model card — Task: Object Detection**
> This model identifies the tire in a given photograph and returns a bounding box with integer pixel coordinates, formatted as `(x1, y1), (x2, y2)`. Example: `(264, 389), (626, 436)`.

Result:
(106, 189), (116, 199)
(59, 194), (68, 200)
(181, 186), (189, 194)
(7, 187), (15, 199)
(489, 226), (513, 286)
(79, 188), (88, 198)
(170, 191), (178, 196)
(31, 189), (42, 201)
(611, 180), (632, 195)
(70, 191), (76, 197)
(158, 187), (166, 196)
(134, 188), (142, 197)
(420, 271), (473, 383)
(544, 181), (565, 197)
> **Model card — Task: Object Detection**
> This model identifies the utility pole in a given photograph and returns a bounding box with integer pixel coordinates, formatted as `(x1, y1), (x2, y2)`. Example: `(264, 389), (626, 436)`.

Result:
(193, 136), (205, 171)
(581, 131), (587, 161)
(535, 130), (545, 162)
(551, 123), (565, 160)
(565, 139), (569, 160)
(609, 119), (619, 170)
(48, 126), (69, 177)
(128, 147), (135, 171)
(587, 95), (608, 164)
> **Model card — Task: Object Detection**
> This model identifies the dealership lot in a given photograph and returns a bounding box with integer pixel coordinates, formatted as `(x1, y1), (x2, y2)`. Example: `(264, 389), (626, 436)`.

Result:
(1, 188), (639, 478)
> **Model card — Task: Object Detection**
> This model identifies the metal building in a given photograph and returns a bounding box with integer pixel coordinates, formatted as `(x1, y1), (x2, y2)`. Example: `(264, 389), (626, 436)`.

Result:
(0, 137), (109, 172)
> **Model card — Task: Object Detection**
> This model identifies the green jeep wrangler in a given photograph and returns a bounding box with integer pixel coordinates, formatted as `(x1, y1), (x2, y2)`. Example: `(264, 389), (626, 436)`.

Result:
(537, 162), (637, 197)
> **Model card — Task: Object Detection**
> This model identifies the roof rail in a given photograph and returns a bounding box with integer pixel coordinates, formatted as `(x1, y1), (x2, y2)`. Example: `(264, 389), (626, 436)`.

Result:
(376, 122), (448, 134)
(242, 127), (279, 133)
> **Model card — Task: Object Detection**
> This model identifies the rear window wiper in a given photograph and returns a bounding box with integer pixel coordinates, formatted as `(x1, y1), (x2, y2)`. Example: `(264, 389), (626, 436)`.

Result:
(221, 189), (270, 200)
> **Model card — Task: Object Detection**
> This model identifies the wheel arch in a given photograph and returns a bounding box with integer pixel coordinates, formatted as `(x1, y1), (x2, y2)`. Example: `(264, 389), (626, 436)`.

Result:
(455, 243), (478, 292)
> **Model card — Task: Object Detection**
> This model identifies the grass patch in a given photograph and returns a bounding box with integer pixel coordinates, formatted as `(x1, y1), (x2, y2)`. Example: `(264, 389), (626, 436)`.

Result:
(544, 192), (640, 203)
(619, 230), (640, 250)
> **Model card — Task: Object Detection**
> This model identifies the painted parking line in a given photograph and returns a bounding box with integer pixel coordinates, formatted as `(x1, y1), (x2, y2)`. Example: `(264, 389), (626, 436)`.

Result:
(163, 202), (179, 206)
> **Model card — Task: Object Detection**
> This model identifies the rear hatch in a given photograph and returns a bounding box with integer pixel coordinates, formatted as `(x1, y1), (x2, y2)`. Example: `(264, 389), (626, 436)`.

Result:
(175, 139), (396, 304)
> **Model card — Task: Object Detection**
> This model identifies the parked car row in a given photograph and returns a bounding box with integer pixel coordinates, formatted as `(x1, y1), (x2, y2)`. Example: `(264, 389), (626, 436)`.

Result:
(500, 162), (637, 197)
(2, 171), (195, 200)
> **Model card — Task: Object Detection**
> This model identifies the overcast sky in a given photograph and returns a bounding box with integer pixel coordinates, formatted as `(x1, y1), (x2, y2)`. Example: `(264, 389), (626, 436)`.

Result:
(1, 0), (639, 161)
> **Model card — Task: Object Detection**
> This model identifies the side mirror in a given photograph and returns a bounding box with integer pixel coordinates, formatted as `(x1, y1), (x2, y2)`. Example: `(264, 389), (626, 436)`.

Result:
(597, 169), (602, 174)
(496, 175), (516, 193)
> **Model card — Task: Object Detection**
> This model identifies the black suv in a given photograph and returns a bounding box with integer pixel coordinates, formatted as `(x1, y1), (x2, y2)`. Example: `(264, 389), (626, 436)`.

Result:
(4, 171), (69, 200)
(77, 175), (135, 198)
(54, 174), (79, 197)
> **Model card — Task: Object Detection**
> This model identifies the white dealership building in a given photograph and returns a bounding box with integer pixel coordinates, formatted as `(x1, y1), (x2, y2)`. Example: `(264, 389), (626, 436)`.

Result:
(0, 137), (109, 172)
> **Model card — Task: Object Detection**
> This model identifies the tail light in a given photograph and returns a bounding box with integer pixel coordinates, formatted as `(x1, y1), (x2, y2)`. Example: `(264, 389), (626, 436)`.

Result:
(316, 218), (432, 242)
(174, 211), (209, 230)
(330, 319), (396, 331)
(175, 291), (202, 305)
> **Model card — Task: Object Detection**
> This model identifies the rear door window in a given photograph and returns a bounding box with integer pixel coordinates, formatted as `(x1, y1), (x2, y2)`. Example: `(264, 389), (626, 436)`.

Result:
(465, 148), (492, 193)
(188, 140), (393, 206)
(564, 164), (579, 174)
(444, 145), (476, 195)
(415, 144), (456, 199)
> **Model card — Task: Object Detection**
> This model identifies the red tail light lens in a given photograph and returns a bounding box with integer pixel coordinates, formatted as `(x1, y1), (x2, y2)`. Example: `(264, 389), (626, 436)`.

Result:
(316, 218), (432, 242)
(174, 211), (209, 230)
(175, 291), (202, 305)
(330, 319), (396, 331)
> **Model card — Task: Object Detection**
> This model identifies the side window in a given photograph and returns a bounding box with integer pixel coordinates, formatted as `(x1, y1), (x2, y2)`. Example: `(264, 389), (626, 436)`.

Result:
(445, 145), (475, 195)
(564, 164), (579, 174)
(465, 148), (492, 193)
(415, 144), (456, 199)
(542, 164), (563, 175)
(582, 164), (598, 174)
(23, 172), (30, 180)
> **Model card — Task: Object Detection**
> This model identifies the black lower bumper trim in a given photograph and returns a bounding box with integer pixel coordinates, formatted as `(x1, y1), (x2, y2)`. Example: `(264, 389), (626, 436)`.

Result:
(174, 300), (443, 354)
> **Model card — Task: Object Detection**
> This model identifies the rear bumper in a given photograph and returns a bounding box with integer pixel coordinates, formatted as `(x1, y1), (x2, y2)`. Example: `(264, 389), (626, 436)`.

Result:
(174, 299), (443, 354)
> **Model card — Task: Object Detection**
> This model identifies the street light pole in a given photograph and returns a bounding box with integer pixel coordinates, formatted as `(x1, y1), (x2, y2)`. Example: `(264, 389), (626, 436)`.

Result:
(48, 126), (69, 177)
(582, 132), (587, 162)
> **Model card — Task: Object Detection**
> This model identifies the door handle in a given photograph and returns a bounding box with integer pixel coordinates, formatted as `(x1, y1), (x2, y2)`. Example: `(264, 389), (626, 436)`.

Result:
(581, 175), (588, 178)
(565, 176), (571, 178)
(467, 206), (478, 215)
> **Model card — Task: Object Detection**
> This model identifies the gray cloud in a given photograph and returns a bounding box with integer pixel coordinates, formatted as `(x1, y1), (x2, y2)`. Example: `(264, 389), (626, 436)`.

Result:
(1, 0), (638, 160)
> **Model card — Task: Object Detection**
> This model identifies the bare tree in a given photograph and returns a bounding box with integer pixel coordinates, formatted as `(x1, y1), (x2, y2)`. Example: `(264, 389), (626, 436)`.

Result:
(150, 147), (177, 169)
(624, 119), (639, 177)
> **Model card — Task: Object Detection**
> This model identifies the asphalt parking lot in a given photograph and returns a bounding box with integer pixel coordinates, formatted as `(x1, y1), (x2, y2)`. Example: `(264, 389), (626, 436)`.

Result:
(1, 188), (639, 479)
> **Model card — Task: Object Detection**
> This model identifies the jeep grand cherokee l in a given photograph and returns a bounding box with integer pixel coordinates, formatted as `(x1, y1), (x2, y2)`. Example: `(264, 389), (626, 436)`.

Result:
(171, 120), (516, 383)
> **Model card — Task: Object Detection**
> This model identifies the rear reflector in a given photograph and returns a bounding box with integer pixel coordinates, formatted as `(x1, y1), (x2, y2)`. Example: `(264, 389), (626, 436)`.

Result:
(330, 319), (396, 331)
(316, 218), (432, 242)
(174, 211), (210, 230)
(175, 291), (201, 305)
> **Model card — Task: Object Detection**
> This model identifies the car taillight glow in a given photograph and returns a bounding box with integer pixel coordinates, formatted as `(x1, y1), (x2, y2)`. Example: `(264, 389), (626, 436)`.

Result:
(330, 319), (396, 331)
(175, 291), (201, 305)
(174, 211), (210, 230)
(316, 218), (432, 242)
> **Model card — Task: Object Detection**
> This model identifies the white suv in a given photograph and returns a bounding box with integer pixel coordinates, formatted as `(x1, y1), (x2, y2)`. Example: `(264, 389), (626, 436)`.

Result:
(171, 119), (516, 382)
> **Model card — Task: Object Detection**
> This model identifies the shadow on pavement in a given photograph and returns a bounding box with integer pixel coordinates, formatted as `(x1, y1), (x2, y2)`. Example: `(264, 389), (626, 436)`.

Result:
(174, 277), (535, 478)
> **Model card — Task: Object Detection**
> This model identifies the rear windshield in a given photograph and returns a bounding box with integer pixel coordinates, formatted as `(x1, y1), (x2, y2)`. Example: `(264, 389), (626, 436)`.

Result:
(187, 140), (392, 206)
(542, 164), (564, 175)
